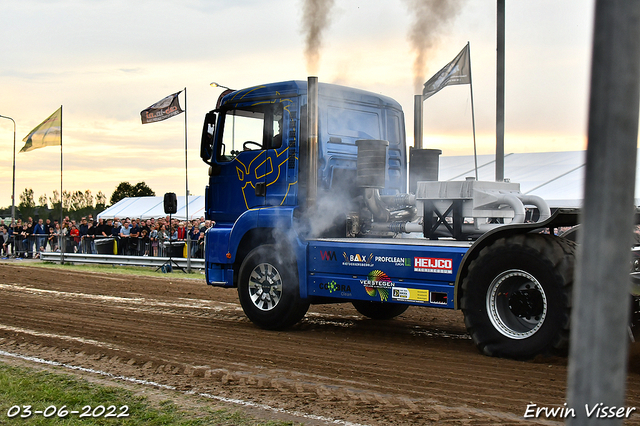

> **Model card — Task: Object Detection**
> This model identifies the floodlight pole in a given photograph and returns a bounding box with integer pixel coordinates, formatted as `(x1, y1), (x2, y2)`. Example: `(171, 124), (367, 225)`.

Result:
(496, 0), (505, 182)
(184, 87), (191, 274)
(0, 115), (16, 225)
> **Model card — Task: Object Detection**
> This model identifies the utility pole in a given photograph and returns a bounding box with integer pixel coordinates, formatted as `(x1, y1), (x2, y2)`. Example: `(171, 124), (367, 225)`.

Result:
(496, 0), (505, 182)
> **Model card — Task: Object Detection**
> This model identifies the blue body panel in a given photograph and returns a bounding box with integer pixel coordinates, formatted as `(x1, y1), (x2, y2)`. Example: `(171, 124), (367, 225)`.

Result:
(307, 240), (468, 309)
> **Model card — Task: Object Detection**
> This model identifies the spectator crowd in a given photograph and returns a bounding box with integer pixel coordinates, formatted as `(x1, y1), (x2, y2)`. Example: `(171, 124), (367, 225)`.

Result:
(0, 215), (214, 259)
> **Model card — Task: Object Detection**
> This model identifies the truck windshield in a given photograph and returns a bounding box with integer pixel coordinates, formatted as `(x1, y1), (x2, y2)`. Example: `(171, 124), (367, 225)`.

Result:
(217, 104), (283, 162)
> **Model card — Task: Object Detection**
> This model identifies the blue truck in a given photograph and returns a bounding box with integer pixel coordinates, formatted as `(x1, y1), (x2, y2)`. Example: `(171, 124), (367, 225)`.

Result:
(200, 77), (580, 359)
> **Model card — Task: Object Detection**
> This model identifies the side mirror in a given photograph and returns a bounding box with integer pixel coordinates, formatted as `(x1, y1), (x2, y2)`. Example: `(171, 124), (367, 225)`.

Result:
(200, 110), (217, 164)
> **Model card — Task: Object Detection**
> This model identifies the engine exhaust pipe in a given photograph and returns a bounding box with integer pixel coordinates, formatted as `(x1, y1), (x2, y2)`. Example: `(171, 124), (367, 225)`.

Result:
(307, 76), (318, 210)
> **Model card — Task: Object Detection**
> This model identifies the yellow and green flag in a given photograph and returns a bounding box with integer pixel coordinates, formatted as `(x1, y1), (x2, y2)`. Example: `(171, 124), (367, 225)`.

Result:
(20, 107), (62, 153)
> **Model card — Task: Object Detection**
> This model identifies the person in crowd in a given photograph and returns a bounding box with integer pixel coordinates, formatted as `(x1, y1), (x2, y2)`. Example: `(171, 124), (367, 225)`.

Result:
(25, 218), (34, 258)
(177, 222), (186, 241)
(157, 224), (169, 257)
(129, 219), (140, 255)
(0, 225), (8, 257)
(69, 225), (80, 253)
(79, 217), (89, 253)
(149, 224), (159, 257)
(11, 220), (22, 257)
(139, 228), (149, 256)
(86, 220), (97, 254)
(140, 219), (151, 256)
(19, 222), (31, 258)
(4, 221), (14, 257)
(111, 218), (121, 251)
(48, 224), (59, 252)
(2, 224), (13, 258)
(33, 218), (46, 257)
(118, 220), (131, 255)
(100, 219), (111, 238)
(189, 224), (200, 258)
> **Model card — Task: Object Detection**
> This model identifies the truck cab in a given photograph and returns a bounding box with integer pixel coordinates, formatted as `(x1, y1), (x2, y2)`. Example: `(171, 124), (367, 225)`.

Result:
(202, 80), (406, 225)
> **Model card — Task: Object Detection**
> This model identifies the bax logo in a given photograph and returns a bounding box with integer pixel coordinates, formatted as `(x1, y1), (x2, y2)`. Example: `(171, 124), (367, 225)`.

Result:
(414, 257), (453, 274)
(342, 252), (374, 267)
(319, 250), (337, 261)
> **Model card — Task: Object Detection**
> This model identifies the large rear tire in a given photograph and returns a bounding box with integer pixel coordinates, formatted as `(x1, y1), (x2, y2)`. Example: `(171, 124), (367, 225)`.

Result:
(461, 234), (576, 359)
(238, 245), (309, 330)
(352, 301), (409, 320)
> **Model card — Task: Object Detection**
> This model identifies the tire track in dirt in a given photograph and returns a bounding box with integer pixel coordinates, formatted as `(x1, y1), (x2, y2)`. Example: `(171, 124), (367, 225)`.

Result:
(0, 264), (639, 425)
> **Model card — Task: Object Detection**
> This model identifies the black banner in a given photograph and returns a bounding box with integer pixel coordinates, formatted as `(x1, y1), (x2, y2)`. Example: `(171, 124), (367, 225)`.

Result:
(141, 91), (183, 124)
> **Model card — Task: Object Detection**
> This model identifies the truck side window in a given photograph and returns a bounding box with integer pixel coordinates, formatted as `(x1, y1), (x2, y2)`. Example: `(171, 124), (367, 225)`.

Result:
(217, 104), (283, 162)
(271, 108), (284, 150)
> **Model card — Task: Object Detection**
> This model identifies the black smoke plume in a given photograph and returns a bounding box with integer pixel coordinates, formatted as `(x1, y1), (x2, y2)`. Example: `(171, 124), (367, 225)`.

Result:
(302, 0), (335, 75)
(404, 0), (466, 93)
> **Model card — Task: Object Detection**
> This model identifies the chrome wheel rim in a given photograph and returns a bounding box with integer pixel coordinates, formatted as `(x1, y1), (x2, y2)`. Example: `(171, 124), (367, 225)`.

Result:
(486, 269), (547, 339)
(248, 262), (283, 311)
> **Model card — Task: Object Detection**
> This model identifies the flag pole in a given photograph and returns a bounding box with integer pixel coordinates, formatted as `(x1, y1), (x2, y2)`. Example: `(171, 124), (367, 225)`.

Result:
(60, 105), (64, 264)
(184, 87), (191, 273)
(467, 42), (479, 181)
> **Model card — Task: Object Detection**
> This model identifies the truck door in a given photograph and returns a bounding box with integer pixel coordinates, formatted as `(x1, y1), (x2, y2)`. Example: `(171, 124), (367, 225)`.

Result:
(207, 103), (284, 223)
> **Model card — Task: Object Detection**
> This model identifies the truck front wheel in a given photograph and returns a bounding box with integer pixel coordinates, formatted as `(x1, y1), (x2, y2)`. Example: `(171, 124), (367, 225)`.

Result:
(461, 234), (576, 359)
(238, 245), (309, 330)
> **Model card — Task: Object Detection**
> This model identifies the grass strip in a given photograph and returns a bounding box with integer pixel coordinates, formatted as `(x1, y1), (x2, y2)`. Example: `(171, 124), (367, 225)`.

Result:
(8, 260), (202, 279)
(0, 363), (296, 425)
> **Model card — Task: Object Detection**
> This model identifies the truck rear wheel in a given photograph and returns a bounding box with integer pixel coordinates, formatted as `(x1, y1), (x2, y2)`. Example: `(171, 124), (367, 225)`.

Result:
(238, 244), (309, 330)
(461, 234), (576, 359)
(352, 301), (409, 320)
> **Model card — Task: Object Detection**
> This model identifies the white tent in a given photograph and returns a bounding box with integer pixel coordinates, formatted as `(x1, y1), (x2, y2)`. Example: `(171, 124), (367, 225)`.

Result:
(97, 196), (205, 221)
(438, 149), (640, 209)
(98, 150), (638, 219)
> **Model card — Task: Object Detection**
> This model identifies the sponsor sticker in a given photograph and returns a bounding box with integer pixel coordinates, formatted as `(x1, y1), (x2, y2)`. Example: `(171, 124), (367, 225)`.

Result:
(392, 287), (430, 303)
(318, 280), (352, 295)
(342, 252), (374, 267)
(414, 257), (453, 274)
(374, 256), (411, 267)
(360, 270), (394, 289)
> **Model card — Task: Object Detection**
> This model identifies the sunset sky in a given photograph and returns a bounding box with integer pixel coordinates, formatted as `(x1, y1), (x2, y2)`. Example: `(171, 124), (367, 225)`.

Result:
(0, 0), (595, 209)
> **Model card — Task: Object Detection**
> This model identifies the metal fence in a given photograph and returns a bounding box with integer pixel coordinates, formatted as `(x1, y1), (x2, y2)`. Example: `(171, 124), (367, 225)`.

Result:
(39, 251), (205, 270)
(2, 234), (203, 260)
(3, 233), (205, 270)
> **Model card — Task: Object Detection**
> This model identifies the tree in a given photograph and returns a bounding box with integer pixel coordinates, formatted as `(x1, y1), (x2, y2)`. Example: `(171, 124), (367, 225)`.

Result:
(38, 194), (48, 209)
(95, 191), (107, 212)
(49, 190), (62, 221)
(62, 190), (72, 212)
(19, 188), (35, 220)
(110, 181), (155, 205)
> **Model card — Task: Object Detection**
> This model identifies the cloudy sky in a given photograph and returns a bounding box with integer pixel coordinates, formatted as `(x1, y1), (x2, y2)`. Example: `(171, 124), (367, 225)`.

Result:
(0, 0), (595, 208)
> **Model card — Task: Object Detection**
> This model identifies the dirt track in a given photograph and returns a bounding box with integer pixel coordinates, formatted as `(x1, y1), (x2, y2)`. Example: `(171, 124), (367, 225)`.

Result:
(0, 263), (639, 425)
